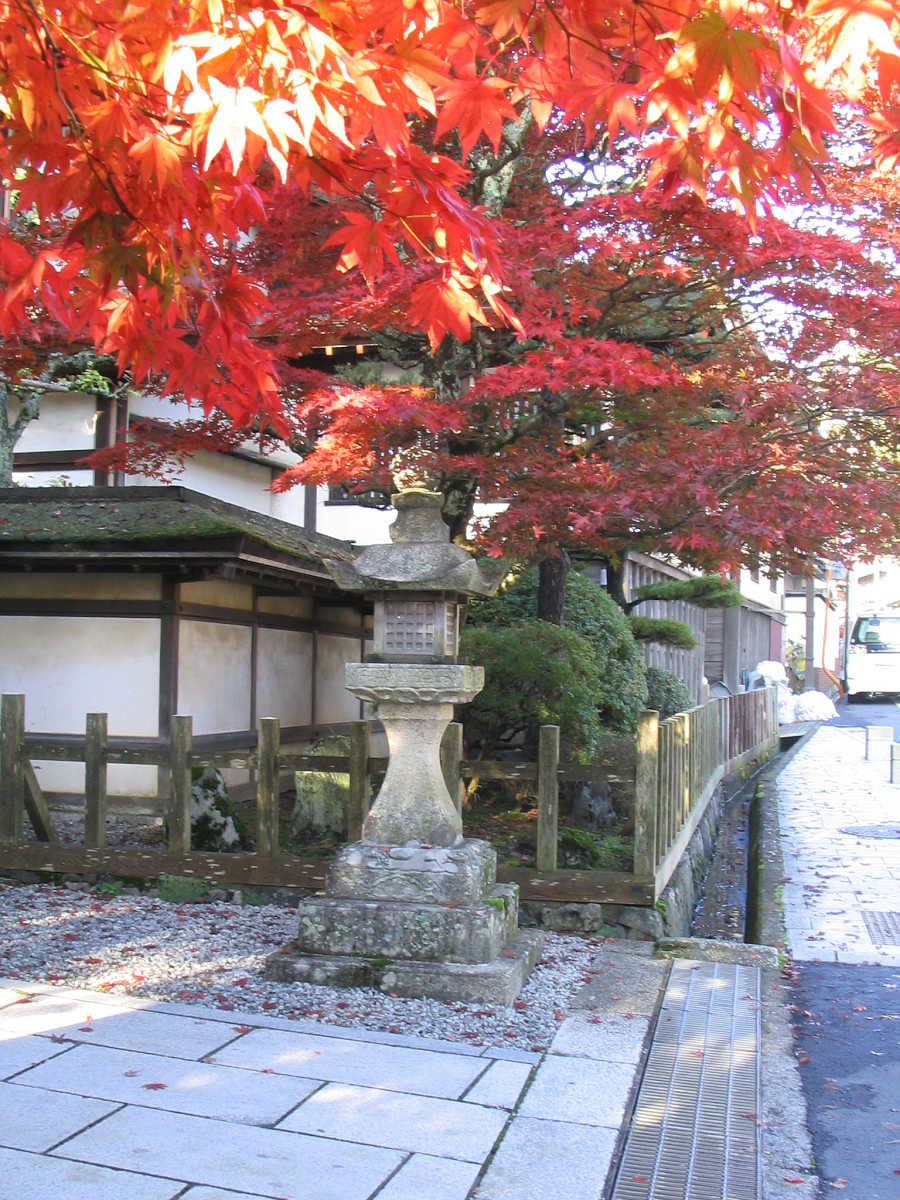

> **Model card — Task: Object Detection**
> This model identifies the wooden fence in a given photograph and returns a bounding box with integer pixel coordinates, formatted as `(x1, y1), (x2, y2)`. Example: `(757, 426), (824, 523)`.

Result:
(0, 686), (778, 906)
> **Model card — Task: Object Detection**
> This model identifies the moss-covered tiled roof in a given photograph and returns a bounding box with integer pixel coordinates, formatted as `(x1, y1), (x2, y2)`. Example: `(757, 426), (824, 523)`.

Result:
(0, 486), (353, 565)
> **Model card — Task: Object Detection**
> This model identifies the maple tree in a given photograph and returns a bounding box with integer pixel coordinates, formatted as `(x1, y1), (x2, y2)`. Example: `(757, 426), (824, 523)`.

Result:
(4, 0), (900, 622)
(1, 0), (899, 416)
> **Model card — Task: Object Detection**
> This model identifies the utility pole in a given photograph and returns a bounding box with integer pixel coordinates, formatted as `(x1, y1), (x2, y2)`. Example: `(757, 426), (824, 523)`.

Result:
(804, 568), (816, 691)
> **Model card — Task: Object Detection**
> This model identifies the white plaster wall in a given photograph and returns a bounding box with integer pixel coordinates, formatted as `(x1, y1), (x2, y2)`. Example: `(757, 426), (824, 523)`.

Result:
(315, 488), (506, 546)
(0, 615), (159, 795)
(256, 629), (313, 726)
(10, 391), (97, 452)
(0, 574), (161, 601)
(315, 634), (363, 723)
(739, 568), (784, 611)
(257, 595), (313, 619)
(316, 488), (393, 544)
(179, 580), (254, 611)
(126, 393), (305, 523)
(14, 469), (95, 488)
(177, 620), (252, 734)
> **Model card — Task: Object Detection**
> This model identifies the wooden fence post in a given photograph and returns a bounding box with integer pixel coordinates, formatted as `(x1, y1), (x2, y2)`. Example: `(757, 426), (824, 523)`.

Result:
(536, 724), (560, 872)
(0, 694), (25, 845)
(677, 711), (690, 825)
(633, 710), (659, 880)
(168, 715), (192, 854)
(347, 720), (371, 842)
(256, 717), (280, 857)
(84, 713), (108, 849)
(440, 721), (464, 818)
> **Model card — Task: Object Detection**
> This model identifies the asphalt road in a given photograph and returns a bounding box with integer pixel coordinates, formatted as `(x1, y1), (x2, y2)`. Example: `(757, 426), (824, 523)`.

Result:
(789, 962), (900, 1199)
(833, 694), (900, 736)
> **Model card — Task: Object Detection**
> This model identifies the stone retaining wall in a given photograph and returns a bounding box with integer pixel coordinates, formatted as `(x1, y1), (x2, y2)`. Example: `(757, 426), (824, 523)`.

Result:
(519, 774), (735, 940)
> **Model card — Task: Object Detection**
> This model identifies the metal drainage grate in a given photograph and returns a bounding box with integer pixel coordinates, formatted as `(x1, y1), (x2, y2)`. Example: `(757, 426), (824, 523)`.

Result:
(611, 960), (761, 1200)
(861, 911), (900, 947)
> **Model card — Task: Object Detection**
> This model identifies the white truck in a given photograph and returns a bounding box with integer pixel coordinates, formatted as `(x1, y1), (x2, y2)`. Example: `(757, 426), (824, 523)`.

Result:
(845, 614), (900, 701)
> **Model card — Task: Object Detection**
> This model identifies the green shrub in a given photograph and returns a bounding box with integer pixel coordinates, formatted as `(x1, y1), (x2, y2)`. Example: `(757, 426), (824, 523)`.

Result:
(645, 665), (694, 718)
(158, 874), (209, 903)
(629, 615), (697, 650)
(460, 622), (604, 761)
(467, 567), (648, 733)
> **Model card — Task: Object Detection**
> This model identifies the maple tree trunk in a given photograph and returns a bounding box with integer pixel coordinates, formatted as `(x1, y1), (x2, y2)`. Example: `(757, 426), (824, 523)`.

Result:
(0, 383), (40, 488)
(537, 551), (571, 625)
(606, 559), (630, 613)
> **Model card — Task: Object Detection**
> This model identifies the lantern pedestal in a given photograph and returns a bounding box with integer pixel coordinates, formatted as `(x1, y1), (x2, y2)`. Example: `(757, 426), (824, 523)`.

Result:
(266, 662), (542, 1003)
(347, 662), (484, 846)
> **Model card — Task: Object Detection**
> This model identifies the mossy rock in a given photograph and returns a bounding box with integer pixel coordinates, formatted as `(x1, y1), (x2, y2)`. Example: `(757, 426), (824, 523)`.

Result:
(291, 735), (353, 841)
(189, 767), (250, 852)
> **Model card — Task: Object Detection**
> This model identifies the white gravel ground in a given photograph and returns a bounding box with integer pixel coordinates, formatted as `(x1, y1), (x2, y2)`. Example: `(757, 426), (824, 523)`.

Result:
(0, 879), (608, 1051)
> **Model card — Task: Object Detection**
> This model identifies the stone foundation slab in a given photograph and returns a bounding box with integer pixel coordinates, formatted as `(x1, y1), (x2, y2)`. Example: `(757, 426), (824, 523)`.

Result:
(265, 930), (545, 1005)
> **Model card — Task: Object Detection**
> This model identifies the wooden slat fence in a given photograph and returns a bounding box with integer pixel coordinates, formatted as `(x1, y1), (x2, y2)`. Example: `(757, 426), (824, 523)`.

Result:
(0, 687), (778, 905)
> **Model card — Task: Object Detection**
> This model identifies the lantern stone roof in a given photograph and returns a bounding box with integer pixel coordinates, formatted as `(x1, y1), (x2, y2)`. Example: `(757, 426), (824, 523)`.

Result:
(322, 489), (507, 597)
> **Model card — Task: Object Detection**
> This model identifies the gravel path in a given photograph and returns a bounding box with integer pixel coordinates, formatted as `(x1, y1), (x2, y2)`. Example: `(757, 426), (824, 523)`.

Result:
(0, 879), (608, 1052)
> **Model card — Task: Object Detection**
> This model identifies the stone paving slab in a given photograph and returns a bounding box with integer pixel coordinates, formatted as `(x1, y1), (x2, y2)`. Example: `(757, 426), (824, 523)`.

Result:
(471, 1116), (618, 1200)
(376, 1154), (481, 1200)
(181, 1190), (282, 1200)
(212, 1026), (487, 1098)
(0, 1029), (70, 1077)
(0, 991), (136, 1036)
(16, 1041), (320, 1124)
(29, 1005), (243, 1060)
(0, 1144), (183, 1200)
(54, 1104), (404, 1199)
(517, 1053), (637, 1126)
(0, 1081), (117, 1152)
(0, 977), (543, 1061)
(550, 1011), (647, 1065)
(277, 1081), (506, 1160)
(461, 1057), (533, 1108)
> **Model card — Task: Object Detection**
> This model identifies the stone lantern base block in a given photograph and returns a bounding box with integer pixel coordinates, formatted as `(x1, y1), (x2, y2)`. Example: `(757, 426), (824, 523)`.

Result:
(289, 883), (519, 964)
(265, 930), (544, 1006)
(327, 839), (497, 906)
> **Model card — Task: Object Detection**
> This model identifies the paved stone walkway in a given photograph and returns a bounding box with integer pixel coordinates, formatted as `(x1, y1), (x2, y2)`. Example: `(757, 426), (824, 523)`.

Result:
(0, 943), (666, 1200)
(775, 724), (900, 966)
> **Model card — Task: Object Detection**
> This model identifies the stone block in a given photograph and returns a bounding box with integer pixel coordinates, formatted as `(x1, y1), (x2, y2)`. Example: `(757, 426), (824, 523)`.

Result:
(616, 905), (665, 940)
(265, 930), (544, 1005)
(328, 839), (497, 905)
(519, 901), (609, 932)
(291, 884), (519, 964)
(291, 735), (352, 840)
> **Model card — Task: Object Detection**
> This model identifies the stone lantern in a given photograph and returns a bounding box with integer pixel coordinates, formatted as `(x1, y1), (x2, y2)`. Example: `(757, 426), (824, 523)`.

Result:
(266, 489), (543, 1003)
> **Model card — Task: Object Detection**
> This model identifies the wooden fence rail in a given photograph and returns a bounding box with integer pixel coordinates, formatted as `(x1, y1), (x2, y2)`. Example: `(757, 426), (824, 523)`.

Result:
(0, 687), (778, 905)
